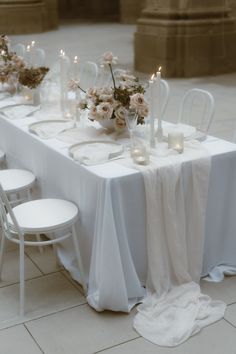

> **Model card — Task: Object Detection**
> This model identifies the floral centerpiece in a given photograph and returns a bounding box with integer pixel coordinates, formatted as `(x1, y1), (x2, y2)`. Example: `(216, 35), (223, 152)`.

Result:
(0, 34), (49, 92)
(69, 52), (149, 132)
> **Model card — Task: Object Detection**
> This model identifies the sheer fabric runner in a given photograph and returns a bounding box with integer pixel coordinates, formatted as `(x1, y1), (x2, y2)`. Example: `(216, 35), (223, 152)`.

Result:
(133, 147), (226, 346)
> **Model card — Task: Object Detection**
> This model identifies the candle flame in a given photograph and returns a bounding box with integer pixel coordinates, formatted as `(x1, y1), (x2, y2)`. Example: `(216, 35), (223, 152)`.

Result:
(1, 50), (5, 55)
(151, 74), (155, 80)
(60, 49), (65, 57)
(31, 40), (35, 47)
(158, 66), (162, 72)
(26, 45), (31, 52)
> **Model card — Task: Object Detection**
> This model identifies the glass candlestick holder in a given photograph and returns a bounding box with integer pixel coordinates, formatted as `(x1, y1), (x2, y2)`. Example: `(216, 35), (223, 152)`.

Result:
(168, 131), (184, 153)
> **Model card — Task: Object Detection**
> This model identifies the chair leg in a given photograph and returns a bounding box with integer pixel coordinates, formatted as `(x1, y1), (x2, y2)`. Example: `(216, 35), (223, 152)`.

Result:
(19, 239), (25, 318)
(0, 231), (6, 280)
(52, 235), (61, 267)
(71, 225), (87, 295)
(36, 234), (44, 254)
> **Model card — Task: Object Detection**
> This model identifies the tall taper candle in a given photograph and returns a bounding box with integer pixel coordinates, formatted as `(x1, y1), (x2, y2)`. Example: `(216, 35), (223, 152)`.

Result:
(59, 49), (66, 113)
(156, 66), (163, 142)
(149, 74), (156, 148)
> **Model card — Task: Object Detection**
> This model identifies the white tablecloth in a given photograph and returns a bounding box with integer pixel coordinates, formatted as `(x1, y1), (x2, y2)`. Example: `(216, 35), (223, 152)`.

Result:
(0, 111), (236, 312)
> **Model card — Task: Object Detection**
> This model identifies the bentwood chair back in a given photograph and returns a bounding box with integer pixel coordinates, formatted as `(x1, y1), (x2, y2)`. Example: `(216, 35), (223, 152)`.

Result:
(79, 61), (98, 90)
(0, 184), (87, 318)
(33, 48), (46, 67)
(178, 88), (215, 133)
(146, 79), (170, 118)
(12, 43), (25, 58)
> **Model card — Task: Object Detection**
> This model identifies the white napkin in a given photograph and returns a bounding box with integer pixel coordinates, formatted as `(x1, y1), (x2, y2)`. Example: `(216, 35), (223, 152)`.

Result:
(30, 121), (74, 139)
(72, 142), (123, 165)
(0, 104), (39, 119)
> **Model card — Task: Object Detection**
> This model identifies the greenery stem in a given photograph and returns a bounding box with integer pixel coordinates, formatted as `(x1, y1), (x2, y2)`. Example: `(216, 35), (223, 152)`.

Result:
(109, 63), (116, 89)
(77, 84), (86, 94)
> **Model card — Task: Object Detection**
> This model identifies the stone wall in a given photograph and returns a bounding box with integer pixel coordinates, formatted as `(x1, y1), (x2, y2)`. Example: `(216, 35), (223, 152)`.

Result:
(58, 0), (120, 21)
(0, 0), (58, 34)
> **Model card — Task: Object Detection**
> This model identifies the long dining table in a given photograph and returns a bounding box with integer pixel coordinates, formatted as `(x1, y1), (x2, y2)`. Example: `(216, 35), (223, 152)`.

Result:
(0, 104), (236, 312)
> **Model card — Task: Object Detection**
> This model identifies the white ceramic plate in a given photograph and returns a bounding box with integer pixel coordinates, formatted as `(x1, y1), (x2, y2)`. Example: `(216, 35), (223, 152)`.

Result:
(0, 104), (40, 119)
(29, 119), (74, 139)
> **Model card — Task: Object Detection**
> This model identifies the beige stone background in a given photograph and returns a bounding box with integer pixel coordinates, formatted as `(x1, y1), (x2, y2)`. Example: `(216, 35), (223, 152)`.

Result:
(1, 0), (236, 77)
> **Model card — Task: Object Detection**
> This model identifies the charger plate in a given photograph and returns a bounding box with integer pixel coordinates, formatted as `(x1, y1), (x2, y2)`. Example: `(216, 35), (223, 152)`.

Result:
(69, 140), (124, 164)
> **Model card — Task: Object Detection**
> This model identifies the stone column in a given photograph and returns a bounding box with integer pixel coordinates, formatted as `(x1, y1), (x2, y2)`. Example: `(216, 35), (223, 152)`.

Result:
(120, 0), (144, 24)
(135, 0), (236, 77)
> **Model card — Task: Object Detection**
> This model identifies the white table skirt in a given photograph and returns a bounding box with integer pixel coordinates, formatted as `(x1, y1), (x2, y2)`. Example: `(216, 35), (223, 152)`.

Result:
(0, 115), (236, 312)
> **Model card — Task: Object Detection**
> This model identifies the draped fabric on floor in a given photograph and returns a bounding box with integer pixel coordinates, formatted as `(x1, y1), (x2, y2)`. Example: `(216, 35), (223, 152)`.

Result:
(133, 148), (226, 346)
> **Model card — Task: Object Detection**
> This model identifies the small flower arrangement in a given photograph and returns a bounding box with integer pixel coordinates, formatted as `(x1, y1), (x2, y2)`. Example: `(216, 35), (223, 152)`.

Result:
(69, 52), (149, 132)
(0, 34), (49, 90)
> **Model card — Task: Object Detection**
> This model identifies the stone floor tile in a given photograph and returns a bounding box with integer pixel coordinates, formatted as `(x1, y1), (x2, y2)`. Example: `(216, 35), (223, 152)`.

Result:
(0, 249), (42, 288)
(0, 325), (42, 354)
(98, 320), (236, 354)
(224, 303), (236, 328)
(26, 305), (138, 354)
(0, 272), (86, 329)
(201, 276), (236, 305)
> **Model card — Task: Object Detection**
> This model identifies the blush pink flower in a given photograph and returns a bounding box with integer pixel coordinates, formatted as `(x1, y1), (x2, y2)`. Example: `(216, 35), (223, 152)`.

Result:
(96, 102), (113, 120)
(101, 52), (118, 65)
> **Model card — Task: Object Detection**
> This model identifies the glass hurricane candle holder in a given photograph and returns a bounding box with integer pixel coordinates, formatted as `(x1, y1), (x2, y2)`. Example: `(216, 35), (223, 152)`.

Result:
(168, 131), (184, 153)
(131, 141), (150, 165)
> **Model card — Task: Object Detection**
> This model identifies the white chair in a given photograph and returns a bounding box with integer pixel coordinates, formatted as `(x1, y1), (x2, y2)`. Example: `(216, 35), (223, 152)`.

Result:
(178, 88), (215, 133)
(0, 169), (35, 205)
(79, 61), (98, 90)
(32, 47), (46, 67)
(0, 169), (46, 253)
(0, 184), (87, 317)
(12, 43), (25, 58)
(146, 79), (170, 118)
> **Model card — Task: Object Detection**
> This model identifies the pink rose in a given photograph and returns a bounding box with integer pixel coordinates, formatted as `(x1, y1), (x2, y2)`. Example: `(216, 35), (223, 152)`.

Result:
(130, 93), (146, 110)
(96, 102), (113, 120)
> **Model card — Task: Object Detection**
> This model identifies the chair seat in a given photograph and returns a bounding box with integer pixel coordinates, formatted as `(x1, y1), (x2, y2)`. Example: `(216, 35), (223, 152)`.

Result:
(0, 169), (35, 193)
(0, 150), (5, 162)
(8, 199), (78, 233)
